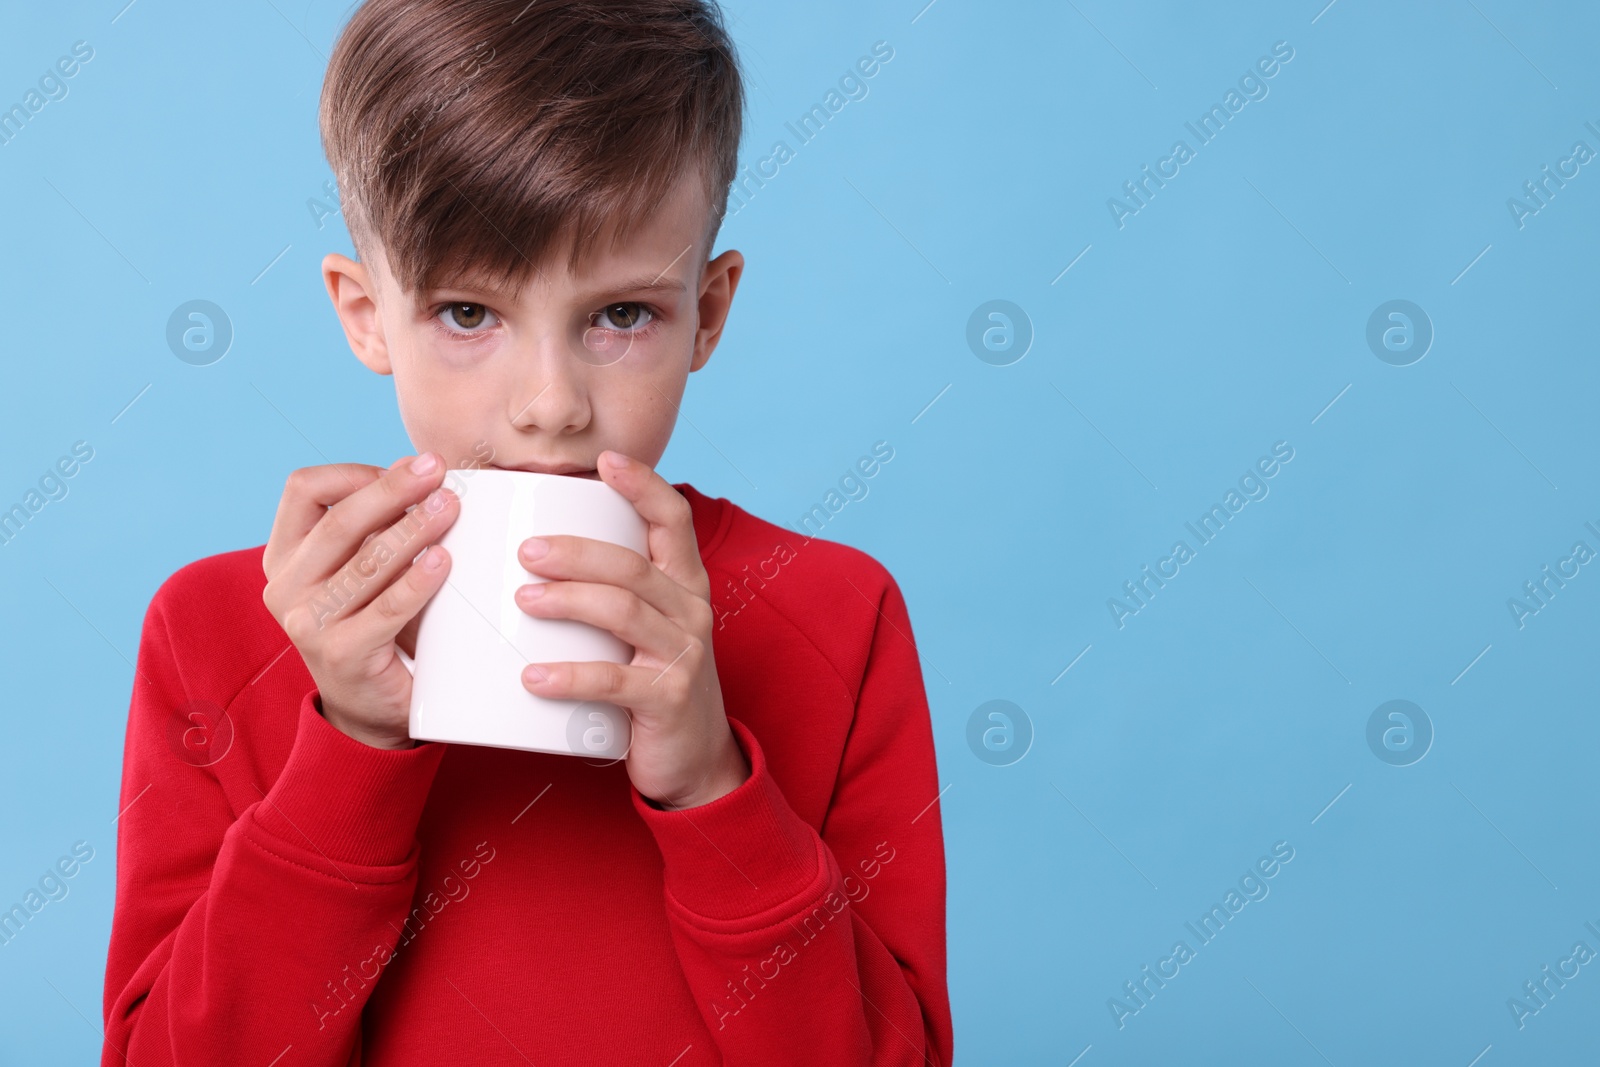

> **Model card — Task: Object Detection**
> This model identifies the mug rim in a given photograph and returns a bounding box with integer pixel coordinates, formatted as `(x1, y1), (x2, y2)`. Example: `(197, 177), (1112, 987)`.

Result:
(441, 466), (621, 496)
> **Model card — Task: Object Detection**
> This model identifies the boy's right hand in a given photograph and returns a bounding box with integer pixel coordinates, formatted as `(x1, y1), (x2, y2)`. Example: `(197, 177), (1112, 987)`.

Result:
(261, 453), (460, 750)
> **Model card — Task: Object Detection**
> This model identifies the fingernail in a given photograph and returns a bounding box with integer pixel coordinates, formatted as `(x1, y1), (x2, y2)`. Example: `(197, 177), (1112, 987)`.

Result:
(421, 546), (444, 569)
(603, 451), (627, 470)
(412, 452), (440, 475)
(522, 537), (550, 560)
(519, 583), (545, 600)
(423, 489), (447, 512)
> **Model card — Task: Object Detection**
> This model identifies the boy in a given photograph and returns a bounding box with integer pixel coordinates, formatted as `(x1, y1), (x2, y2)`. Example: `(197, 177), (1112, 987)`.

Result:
(100, 1), (952, 1064)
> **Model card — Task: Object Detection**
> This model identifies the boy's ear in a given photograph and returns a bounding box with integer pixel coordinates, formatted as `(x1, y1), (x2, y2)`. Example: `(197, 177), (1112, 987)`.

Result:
(691, 248), (743, 373)
(322, 252), (393, 376)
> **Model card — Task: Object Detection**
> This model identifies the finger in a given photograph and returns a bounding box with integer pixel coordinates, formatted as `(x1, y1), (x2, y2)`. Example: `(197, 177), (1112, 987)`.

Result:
(280, 454), (449, 590)
(514, 578), (682, 661)
(355, 457), (421, 548)
(520, 533), (716, 636)
(348, 542), (454, 653)
(521, 657), (691, 713)
(592, 451), (709, 599)
(517, 534), (696, 625)
(313, 485), (461, 624)
(264, 463), (383, 576)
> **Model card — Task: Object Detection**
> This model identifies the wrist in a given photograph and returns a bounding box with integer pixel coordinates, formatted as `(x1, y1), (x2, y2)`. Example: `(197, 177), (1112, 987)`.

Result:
(646, 727), (750, 810)
(317, 695), (416, 751)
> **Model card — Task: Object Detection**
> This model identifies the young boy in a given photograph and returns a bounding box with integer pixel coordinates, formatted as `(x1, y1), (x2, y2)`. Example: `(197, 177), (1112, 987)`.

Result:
(100, 1), (951, 1064)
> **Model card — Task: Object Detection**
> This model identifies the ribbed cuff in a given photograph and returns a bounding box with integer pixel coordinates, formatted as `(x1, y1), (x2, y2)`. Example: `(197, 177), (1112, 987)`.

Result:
(249, 689), (446, 868)
(631, 717), (822, 922)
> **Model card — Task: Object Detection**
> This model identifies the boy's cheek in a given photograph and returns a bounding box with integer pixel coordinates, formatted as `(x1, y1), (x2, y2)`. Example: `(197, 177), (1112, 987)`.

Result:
(393, 363), (496, 443)
(414, 331), (497, 372)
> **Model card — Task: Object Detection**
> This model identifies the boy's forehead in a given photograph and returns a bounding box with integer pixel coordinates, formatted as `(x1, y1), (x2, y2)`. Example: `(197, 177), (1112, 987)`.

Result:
(382, 169), (713, 305)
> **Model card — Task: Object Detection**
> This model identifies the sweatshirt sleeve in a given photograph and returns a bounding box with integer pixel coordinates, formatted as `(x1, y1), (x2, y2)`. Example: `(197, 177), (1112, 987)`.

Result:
(630, 572), (953, 1066)
(100, 579), (446, 1067)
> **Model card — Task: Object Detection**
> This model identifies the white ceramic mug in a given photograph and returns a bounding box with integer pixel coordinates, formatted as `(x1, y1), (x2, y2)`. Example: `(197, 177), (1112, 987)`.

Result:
(395, 467), (648, 757)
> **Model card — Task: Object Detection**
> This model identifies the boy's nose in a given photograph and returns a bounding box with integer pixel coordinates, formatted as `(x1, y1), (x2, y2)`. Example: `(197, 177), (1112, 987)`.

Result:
(507, 340), (591, 434)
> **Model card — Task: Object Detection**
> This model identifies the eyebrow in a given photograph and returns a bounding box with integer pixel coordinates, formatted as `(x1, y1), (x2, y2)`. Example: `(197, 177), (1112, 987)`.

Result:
(576, 275), (689, 302)
(421, 274), (689, 307)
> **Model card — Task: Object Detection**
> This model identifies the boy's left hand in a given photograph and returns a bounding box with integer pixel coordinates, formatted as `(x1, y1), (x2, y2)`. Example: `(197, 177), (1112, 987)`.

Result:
(514, 449), (749, 809)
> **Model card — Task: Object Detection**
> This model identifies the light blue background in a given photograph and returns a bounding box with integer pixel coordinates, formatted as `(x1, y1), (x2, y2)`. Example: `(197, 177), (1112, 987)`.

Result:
(2, 1), (1597, 1063)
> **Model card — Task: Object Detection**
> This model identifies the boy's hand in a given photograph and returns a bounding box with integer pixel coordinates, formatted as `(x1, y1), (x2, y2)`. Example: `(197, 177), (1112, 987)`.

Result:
(261, 454), (460, 750)
(514, 450), (749, 809)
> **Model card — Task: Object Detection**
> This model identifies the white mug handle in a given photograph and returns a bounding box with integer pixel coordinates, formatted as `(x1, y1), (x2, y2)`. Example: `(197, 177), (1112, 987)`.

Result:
(395, 645), (416, 674)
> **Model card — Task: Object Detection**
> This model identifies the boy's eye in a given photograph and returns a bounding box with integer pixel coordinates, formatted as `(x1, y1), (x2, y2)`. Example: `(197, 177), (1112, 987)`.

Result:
(437, 303), (497, 333)
(597, 303), (653, 331)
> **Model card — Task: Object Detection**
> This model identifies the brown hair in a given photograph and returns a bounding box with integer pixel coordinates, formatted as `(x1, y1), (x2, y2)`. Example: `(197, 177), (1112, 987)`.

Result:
(319, 0), (745, 297)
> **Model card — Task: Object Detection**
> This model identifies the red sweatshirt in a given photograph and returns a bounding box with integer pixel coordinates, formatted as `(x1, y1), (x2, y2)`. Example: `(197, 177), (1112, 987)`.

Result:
(101, 482), (952, 1066)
